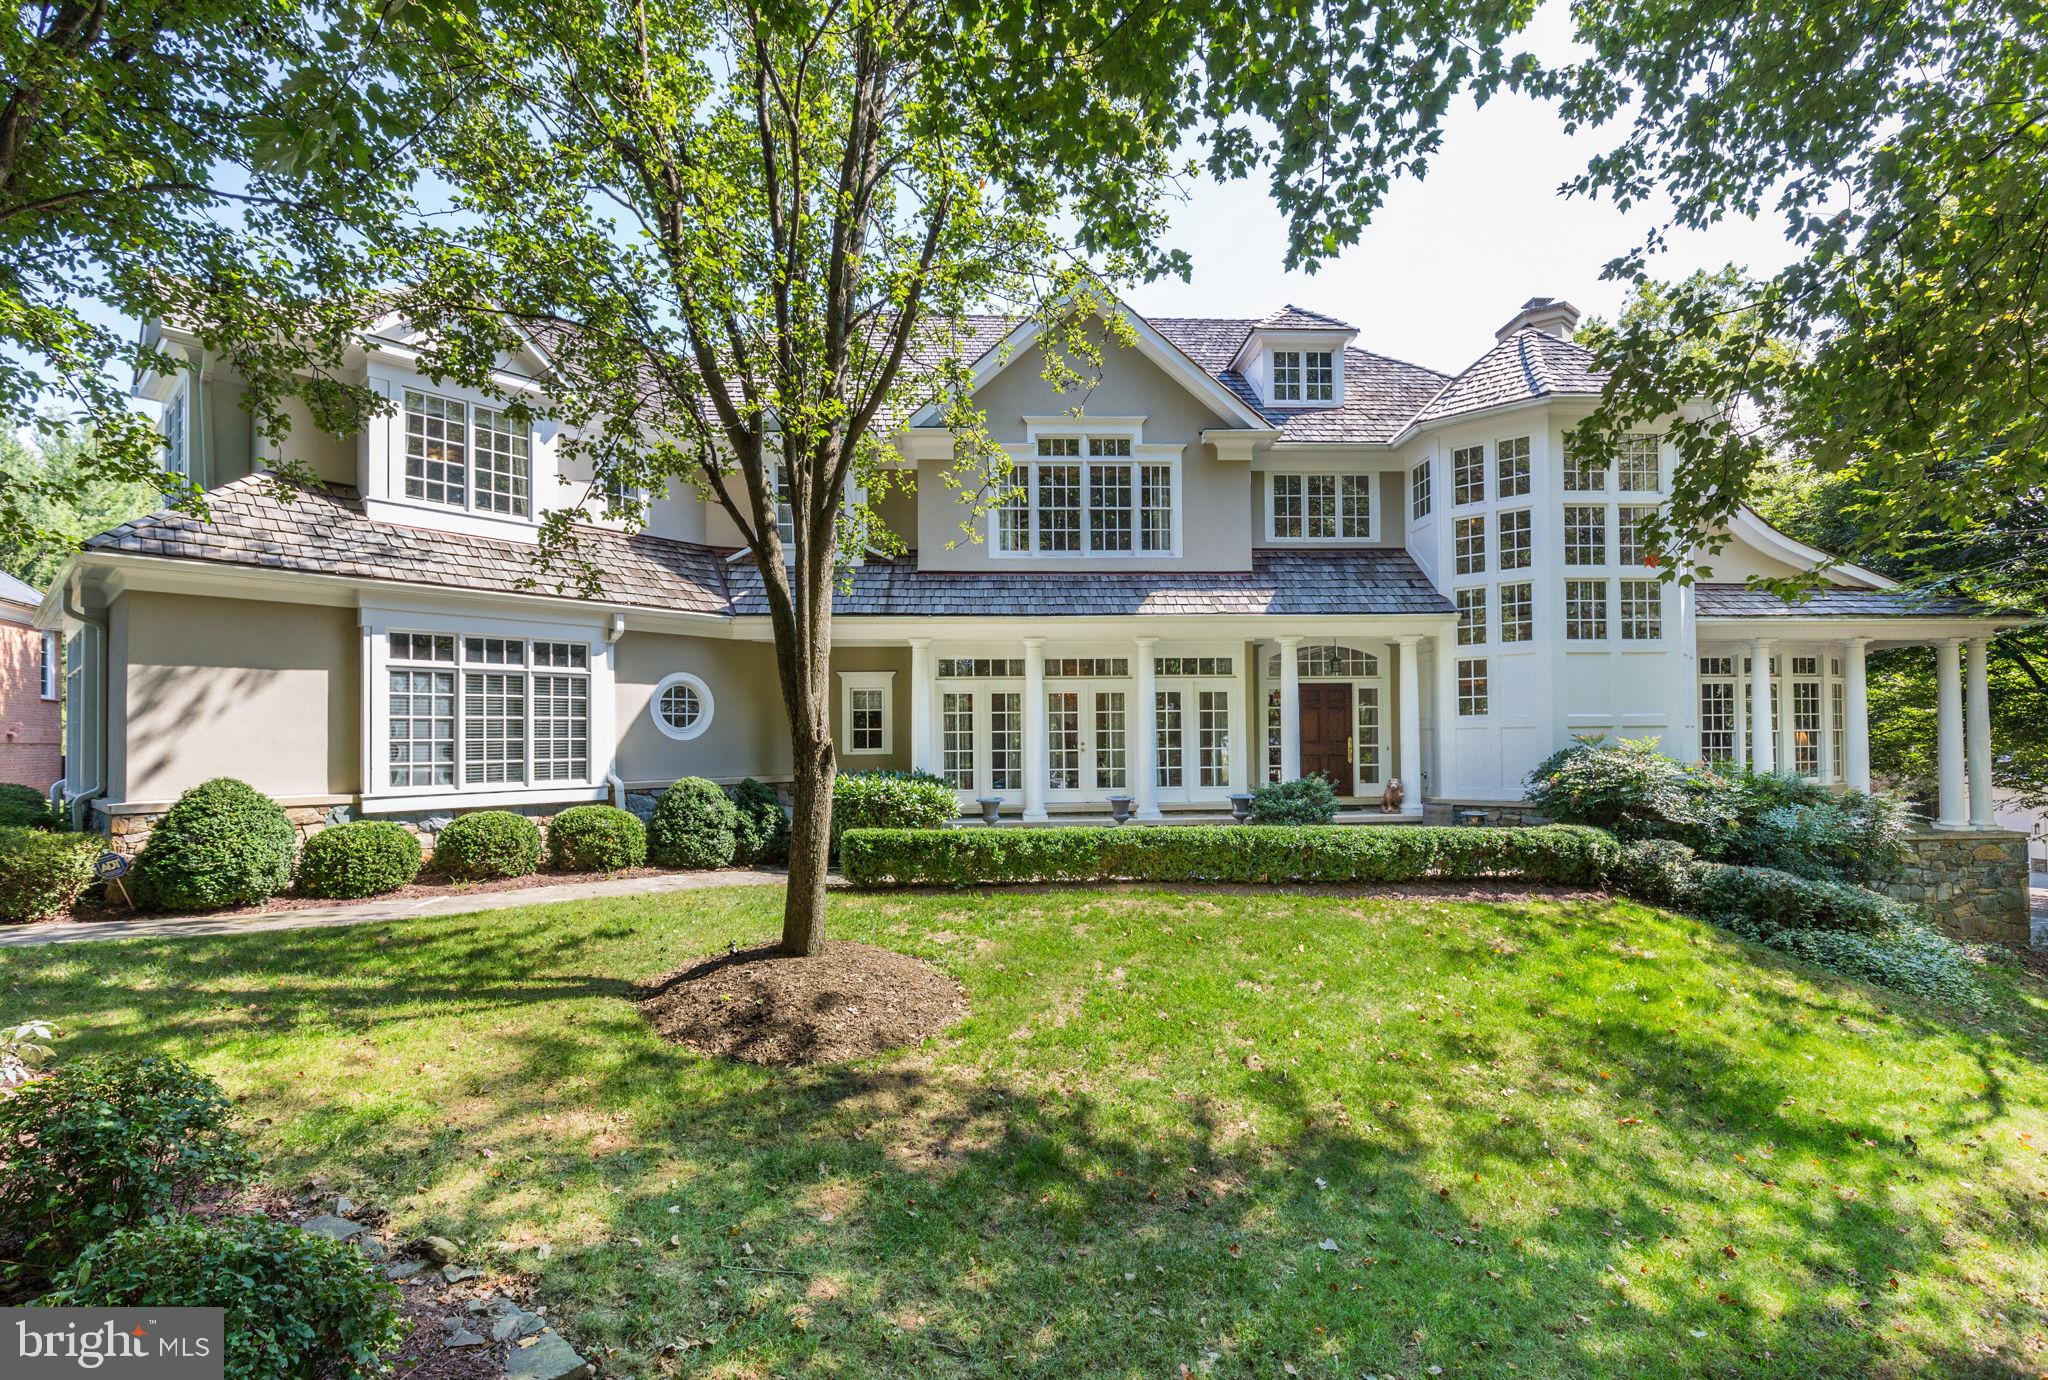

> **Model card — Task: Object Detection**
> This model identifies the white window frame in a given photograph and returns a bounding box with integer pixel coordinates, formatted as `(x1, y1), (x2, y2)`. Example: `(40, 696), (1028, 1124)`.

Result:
(1265, 472), (1377, 543)
(38, 631), (58, 700)
(990, 421), (1182, 560)
(1410, 460), (1433, 521)
(160, 384), (189, 484)
(651, 671), (715, 742)
(838, 671), (896, 756)
(400, 387), (534, 519)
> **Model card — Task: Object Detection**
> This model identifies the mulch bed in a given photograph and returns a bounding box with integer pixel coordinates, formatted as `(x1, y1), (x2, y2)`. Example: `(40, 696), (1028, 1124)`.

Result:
(638, 940), (969, 1066)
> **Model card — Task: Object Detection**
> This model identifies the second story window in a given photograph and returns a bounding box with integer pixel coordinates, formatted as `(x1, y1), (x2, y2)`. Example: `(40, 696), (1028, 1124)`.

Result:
(1410, 460), (1432, 520)
(1452, 445), (1486, 505)
(997, 435), (1173, 557)
(161, 386), (189, 483)
(1269, 473), (1372, 541)
(1270, 350), (1334, 403)
(404, 390), (531, 518)
(1618, 434), (1662, 491)
(1497, 436), (1531, 496)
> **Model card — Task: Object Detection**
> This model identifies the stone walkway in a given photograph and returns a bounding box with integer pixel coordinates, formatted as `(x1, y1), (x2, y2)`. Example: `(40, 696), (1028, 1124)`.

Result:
(0, 868), (801, 949)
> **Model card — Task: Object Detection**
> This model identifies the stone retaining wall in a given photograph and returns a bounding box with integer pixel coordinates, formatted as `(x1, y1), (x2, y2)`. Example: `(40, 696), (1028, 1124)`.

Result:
(98, 800), (572, 861)
(1420, 800), (1549, 828)
(1879, 828), (2032, 949)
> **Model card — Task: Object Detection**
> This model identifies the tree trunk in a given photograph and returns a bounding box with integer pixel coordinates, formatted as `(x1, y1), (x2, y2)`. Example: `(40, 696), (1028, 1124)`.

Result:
(774, 512), (838, 959)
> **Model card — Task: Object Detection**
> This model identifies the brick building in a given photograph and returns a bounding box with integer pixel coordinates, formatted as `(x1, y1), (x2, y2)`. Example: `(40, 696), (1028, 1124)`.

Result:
(0, 571), (61, 791)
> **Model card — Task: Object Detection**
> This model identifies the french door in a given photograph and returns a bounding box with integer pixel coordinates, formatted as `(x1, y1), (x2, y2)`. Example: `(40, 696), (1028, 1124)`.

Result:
(1152, 682), (1235, 805)
(1045, 683), (1129, 804)
(939, 686), (1025, 802)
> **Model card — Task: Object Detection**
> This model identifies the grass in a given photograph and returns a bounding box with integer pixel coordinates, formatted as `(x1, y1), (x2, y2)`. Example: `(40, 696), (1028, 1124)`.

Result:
(3, 885), (2046, 1379)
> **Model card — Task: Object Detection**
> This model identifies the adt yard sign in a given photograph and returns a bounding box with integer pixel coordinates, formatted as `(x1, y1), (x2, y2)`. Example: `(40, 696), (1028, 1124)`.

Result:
(3, 1308), (223, 1380)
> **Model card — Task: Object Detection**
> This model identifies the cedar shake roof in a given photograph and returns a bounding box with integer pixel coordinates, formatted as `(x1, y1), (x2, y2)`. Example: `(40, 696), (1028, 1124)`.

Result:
(1410, 328), (1607, 425)
(83, 476), (1453, 619)
(728, 548), (1454, 618)
(1143, 319), (1449, 443)
(1254, 304), (1356, 331)
(1692, 583), (1997, 620)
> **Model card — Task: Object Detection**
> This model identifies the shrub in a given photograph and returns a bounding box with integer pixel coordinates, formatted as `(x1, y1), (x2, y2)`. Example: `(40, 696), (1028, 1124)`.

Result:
(547, 804), (648, 871)
(647, 777), (739, 869)
(1249, 775), (1339, 825)
(730, 779), (789, 866)
(1612, 839), (1701, 908)
(0, 1054), (254, 1280)
(134, 778), (296, 911)
(431, 810), (541, 880)
(1744, 916), (1986, 1009)
(1690, 861), (1900, 933)
(1713, 772), (1907, 883)
(841, 823), (1618, 888)
(44, 1213), (404, 1380)
(0, 1018), (57, 1090)
(0, 782), (59, 829)
(0, 826), (99, 922)
(1525, 737), (1734, 847)
(830, 770), (957, 849)
(295, 821), (422, 899)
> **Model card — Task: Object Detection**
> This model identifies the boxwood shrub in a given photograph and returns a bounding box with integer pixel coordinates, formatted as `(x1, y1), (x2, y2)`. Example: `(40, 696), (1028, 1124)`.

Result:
(831, 770), (957, 849)
(0, 826), (99, 922)
(295, 821), (422, 899)
(647, 777), (738, 869)
(0, 782), (58, 828)
(431, 810), (541, 880)
(841, 823), (1618, 888)
(0, 1054), (254, 1281)
(1611, 838), (1701, 909)
(1248, 775), (1339, 825)
(547, 804), (648, 871)
(730, 779), (789, 866)
(43, 1213), (404, 1380)
(134, 777), (297, 911)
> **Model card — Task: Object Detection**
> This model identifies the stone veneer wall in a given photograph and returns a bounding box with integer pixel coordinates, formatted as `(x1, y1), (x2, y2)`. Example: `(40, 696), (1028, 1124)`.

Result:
(1420, 800), (1549, 827)
(98, 800), (572, 861)
(1879, 828), (2032, 949)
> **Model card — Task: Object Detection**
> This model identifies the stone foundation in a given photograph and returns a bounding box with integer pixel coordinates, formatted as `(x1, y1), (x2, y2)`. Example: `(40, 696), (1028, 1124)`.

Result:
(1879, 828), (2032, 949)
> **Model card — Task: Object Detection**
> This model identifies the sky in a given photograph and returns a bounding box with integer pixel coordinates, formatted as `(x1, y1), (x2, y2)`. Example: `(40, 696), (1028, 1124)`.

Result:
(1126, 0), (1802, 376)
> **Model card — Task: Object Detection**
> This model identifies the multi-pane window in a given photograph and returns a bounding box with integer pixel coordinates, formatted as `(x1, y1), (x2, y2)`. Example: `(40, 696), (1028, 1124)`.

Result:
(991, 692), (1023, 791)
(1094, 692), (1127, 790)
(1263, 689), (1281, 785)
(1496, 436), (1531, 497)
(161, 388), (188, 480)
(1454, 516), (1487, 575)
(1618, 580), (1662, 641)
(386, 631), (589, 792)
(1497, 509), (1532, 570)
(1792, 680), (1822, 777)
(1046, 692), (1081, 789)
(1617, 434), (1661, 491)
(1155, 657), (1233, 677)
(1499, 582), (1533, 643)
(1562, 444), (1607, 492)
(1563, 505), (1607, 566)
(1456, 588), (1487, 645)
(1355, 688), (1381, 782)
(1831, 682), (1846, 780)
(1452, 445), (1486, 505)
(1411, 461), (1432, 520)
(938, 658), (1025, 677)
(848, 686), (888, 753)
(1197, 690), (1230, 788)
(1565, 580), (1608, 641)
(1457, 659), (1488, 716)
(1700, 680), (1738, 765)
(1000, 436), (1172, 555)
(404, 391), (533, 517)
(1270, 350), (1335, 403)
(1271, 350), (1302, 400)
(1157, 691), (1185, 789)
(1045, 658), (1129, 677)
(1270, 473), (1371, 540)
(942, 693), (975, 789)
(1617, 505), (1657, 567)
(38, 631), (57, 700)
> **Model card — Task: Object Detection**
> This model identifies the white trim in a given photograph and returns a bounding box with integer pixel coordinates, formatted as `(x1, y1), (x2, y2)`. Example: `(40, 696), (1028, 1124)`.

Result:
(1724, 506), (1896, 589)
(37, 630), (58, 700)
(1263, 471), (1379, 544)
(838, 670), (896, 756)
(988, 421), (1185, 560)
(651, 671), (714, 741)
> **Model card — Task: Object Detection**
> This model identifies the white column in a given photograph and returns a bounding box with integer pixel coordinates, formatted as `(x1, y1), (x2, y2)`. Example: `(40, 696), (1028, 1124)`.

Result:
(1133, 637), (1160, 820)
(1842, 637), (1870, 793)
(1966, 636), (1994, 828)
(1934, 637), (1966, 829)
(1396, 636), (1423, 815)
(1022, 637), (1047, 821)
(908, 639), (935, 776)
(1747, 638), (1775, 774)
(1277, 635), (1302, 781)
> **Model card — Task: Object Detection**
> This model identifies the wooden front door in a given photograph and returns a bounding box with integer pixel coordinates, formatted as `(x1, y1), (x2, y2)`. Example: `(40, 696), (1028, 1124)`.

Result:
(1298, 683), (1354, 795)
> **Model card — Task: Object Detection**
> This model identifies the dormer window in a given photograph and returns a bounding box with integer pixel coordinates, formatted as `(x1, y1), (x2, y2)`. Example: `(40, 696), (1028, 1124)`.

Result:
(404, 389), (531, 518)
(1270, 350), (1335, 404)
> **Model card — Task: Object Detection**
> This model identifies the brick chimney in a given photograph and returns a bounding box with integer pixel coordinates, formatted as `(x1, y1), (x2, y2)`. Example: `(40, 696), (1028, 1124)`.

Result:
(1495, 297), (1581, 342)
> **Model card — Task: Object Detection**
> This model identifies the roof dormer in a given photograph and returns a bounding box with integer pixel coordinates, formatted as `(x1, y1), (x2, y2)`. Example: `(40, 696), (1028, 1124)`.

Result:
(1229, 305), (1359, 410)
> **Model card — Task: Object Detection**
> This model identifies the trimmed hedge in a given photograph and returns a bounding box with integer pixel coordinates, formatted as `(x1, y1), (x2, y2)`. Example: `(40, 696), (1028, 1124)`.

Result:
(830, 770), (957, 849)
(134, 778), (296, 911)
(0, 826), (99, 922)
(647, 778), (738, 869)
(842, 824), (1619, 888)
(730, 779), (789, 866)
(431, 810), (541, 880)
(296, 821), (422, 899)
(547, 804), (648, 871)
(0, 782), (58, 829)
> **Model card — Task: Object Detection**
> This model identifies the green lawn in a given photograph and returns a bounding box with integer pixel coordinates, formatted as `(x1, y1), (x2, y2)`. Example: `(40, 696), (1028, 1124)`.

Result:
(4, 886), (2047, 1379)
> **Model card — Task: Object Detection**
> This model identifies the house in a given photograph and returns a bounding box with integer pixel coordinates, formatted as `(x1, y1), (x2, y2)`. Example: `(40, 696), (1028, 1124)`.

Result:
(0, 571), (62, 792)
(43, 297), (2030, 868)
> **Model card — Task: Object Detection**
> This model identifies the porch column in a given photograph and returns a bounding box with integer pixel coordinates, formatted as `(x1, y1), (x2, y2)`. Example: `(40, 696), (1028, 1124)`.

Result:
(1842, 637), (1870, 793)
(1396, 636), (1423, 813)
(1277, 635), (1302, 781)
(1133, 637), (1161, 820)
(1022, 637), (1047, 821)
(1747, 638), (1775, 774)
(1934, 637), (1966, 829)
(1966, 636), (1994, 828)
(908, 639), (935, 776)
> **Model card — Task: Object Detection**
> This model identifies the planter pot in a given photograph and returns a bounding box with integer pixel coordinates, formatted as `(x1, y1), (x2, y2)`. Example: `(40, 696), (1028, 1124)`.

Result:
(1108, 796), (1134, 825)
(1229, 793), (1254, 824)
(976, 797), (1003, 826)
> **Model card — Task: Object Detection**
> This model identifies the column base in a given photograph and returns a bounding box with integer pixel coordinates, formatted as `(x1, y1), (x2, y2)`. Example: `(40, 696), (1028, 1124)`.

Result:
(1021, 809), (1049, 824)
(1134, 808), (1165, 822)
(1932, 818), (1971, 831)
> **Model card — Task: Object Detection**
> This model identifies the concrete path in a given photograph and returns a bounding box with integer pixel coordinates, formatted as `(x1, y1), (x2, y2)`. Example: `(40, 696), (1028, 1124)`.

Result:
(0, 869), (798, 949)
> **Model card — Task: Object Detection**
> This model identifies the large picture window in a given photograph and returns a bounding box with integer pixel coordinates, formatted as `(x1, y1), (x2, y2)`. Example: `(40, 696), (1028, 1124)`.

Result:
(386, 632), (591, 792)
(404, 390), (531, 517)
(997, 435), (1174, 556)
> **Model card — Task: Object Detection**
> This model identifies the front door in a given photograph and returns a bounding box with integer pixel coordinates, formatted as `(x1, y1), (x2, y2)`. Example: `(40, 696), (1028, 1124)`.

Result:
(1299, 683), (1354, 795)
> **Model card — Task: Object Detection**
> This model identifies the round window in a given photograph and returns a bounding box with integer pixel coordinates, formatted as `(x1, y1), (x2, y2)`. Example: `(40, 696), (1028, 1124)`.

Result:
(651, 672), (713, 741)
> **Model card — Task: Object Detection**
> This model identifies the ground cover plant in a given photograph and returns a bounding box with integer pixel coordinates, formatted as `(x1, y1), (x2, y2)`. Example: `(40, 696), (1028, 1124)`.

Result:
(1, 884), (2042, 1377)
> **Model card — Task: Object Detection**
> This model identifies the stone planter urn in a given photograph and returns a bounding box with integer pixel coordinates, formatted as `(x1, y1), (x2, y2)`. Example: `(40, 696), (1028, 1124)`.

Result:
(1108, 796), (1134, 825)
(976, 797), (1003, 826)
(1229, 793), (1254, 824)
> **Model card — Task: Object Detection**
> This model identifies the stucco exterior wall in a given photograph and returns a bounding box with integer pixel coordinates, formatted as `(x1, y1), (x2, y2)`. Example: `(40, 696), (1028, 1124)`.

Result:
(616, 631), (791, 786)
(0, 616), (61, 790)
(830, 645), (912, 773)
(110, 591), (360, 806)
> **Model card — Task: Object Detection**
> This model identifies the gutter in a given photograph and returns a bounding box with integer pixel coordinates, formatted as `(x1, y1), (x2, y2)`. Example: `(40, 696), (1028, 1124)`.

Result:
(603, 611), (627, 808)
(61, 574), (108, 831)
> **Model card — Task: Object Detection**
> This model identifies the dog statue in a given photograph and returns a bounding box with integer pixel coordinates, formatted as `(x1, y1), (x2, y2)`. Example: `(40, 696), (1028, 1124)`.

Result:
(1379, 778), (1404, 814)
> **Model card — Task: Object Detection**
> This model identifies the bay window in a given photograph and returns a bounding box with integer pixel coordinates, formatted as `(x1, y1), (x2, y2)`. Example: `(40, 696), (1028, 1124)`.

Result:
(385, 631), (589, 792)
(995, 434), (1176, 556)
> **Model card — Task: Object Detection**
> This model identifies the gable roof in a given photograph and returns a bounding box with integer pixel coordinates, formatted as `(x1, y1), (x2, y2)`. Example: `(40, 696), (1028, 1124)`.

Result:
(1254, 304), (1355, 332)
(1408, 328), (1606, 428)
(1144, 320), (1448, 444)
(0, 571), (42, 610)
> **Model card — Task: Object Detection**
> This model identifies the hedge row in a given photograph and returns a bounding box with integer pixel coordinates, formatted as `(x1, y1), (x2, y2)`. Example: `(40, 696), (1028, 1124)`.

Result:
(1612, 838), (1902, 933)
(841, 823), (1619, 888)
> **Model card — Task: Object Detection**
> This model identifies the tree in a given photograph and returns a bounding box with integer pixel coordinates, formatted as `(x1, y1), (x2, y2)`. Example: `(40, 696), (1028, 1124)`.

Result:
(0, 431), (157, 589)
(1539, 0), (2048, 599)
(0, 0), (428, 558)
(393, 0), (1535, 956)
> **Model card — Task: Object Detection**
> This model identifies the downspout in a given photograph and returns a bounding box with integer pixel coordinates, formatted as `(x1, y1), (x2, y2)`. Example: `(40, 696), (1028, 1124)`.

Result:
(61, 575), (108, 831)
(603, 611), (627, 808)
